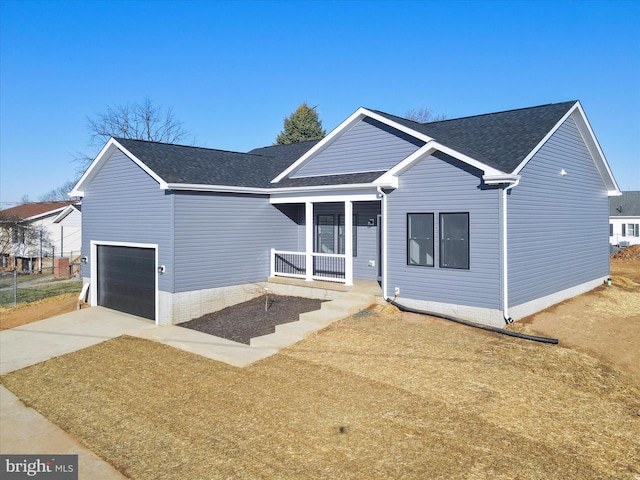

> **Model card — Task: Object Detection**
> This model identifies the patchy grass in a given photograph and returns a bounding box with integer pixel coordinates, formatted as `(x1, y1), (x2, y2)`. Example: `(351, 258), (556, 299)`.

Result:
(0, 273), (49, 288)
(0, 280), (82, 306)
(2, 308), (639, 479)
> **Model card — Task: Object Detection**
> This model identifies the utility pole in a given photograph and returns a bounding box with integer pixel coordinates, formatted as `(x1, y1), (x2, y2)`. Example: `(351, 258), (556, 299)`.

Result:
(39, 230), (43, 274)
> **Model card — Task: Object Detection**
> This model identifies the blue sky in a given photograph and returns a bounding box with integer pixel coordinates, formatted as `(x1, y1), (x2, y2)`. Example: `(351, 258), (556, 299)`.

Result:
(1, 0), (639, 205)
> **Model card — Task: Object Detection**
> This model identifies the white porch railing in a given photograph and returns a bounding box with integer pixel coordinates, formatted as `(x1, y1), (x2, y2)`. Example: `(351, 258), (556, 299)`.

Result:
(270, 249), (348, 283)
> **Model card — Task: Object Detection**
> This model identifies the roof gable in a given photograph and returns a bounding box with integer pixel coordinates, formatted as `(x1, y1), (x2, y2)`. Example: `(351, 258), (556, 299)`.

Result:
(71, 138), (320, 195)
(70, 101), (620, 196)
(52, 203), (81, 224)
(374, 101), (578, 173)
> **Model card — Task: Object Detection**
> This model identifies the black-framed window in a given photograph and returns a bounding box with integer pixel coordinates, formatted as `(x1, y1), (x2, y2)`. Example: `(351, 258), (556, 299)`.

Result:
(440, 213), (469, 269)
(316, 213), (357, 256)
(407, 213), (434, 267)
(609, 223), (613, 236)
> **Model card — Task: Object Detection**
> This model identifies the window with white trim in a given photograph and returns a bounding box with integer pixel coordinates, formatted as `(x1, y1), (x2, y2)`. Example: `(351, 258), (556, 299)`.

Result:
(407, 213), (434, 267)
(440, 213), (469, 269)
(628, 224), (640, 237)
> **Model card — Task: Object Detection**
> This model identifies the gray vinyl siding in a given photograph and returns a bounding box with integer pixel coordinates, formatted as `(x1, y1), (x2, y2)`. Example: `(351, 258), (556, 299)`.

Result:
(81, 150), (172, 292)
(508, 116), (610, 306)
(293, 118), (424, 178)
(173, 193), (300, 292)
(387, 153), (501, 309)
(312, 202), (381, 280)
(354, 202), (382, 279)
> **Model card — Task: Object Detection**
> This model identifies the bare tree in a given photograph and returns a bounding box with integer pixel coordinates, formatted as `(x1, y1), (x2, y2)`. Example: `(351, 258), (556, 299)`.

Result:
(404, 106), (447, 123)
(39, 180), (80, 202)
(86, 96), (189, 148)
(74, 97), (192, 170)
(0, 211), (50, 264)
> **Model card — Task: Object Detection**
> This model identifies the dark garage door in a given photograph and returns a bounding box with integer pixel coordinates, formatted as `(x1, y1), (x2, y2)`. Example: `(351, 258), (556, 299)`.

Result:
(97, 245), (155, 320)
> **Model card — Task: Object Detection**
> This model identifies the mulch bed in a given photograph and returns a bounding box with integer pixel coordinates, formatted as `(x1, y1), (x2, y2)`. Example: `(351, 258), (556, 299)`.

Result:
(178, 295), (323, 344)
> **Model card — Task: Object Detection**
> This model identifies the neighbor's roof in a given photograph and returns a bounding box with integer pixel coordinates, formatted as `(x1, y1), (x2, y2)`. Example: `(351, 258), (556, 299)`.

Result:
(0, 201), (78, 221)
(370, 101), (577, 173)
(610, 191), (640, 217)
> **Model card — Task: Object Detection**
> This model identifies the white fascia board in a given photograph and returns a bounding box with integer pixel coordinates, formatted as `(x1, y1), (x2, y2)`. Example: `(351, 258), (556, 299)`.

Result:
(165, 183), (270, 194)
(270, 107), (433, 183)
(270, 188), (380, 204)
(375, 141), (503, 186)
(51, 204), (79, 224)
(70, 138), (168, 196)
(166, 182), (392, 197)
(571, 103), (621, 195)
(24, 204), (76, 222)
(482, 174), (521, 185)
(512, 103), (577, 176)
(364, 110), (433, 143)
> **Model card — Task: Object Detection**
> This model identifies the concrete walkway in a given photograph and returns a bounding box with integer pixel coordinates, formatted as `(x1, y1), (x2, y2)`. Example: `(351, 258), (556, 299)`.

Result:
(0, 307), (156, 375)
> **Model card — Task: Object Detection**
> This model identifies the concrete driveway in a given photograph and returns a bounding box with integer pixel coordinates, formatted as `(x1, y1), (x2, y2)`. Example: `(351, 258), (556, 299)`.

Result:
(0, 306), (156, 375)
(1, 307), (156, 479)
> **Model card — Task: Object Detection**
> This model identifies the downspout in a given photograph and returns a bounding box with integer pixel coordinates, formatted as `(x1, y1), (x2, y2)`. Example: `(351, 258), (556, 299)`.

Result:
(376, 187), (388, 300)
(501, 179), (520, 324)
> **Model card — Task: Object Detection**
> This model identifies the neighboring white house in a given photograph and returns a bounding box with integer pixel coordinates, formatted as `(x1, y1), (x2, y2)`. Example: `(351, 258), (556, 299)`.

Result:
(0, 201), (80, 272)
(52, 203), (83, 259)
(610, 191), (640, 246)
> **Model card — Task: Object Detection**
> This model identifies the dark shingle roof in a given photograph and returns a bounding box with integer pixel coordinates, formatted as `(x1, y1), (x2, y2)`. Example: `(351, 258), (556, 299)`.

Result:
(371, 101), (577, 172)
(610, 191), (640, 217)
(112, 101), (579, 190)
(116, 138), (318, 188)
(276, 171), (386, 188)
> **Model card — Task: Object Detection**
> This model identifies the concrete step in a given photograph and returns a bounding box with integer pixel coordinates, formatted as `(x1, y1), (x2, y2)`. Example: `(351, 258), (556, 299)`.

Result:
(275, 319), (324, 338)
(298, 308), (350, 326)
(321, 296), (374, 315)
(250, 332), (301, 349)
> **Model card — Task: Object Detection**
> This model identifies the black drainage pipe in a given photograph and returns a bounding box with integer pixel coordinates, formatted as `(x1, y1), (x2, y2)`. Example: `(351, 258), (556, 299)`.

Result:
(387, 298), (559, 345)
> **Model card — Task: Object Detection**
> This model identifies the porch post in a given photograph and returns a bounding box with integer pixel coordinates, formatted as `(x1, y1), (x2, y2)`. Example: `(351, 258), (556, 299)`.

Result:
(305, 201), (313, 281)
(344, 200), (353, 286)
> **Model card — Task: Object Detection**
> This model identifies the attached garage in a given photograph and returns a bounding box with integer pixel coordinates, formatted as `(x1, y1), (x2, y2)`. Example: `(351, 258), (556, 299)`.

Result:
(96, 244), (156, 320)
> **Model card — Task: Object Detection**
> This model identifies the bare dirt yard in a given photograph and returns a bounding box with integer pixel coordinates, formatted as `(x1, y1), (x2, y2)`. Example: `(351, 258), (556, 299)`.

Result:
(0, 293), (81, 330)
(1, 253), (639, 479)
(508, 249), (640, 382)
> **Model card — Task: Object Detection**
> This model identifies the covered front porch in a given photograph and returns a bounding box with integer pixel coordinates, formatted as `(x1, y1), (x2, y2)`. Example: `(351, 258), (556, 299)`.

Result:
(269, 192), (383, 286)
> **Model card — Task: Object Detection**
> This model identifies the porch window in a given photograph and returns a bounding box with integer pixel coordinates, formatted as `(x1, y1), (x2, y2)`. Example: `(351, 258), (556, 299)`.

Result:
(440, 213), (469, 269)
(338, 214), (357, 256)
(407, 213), (434, 267)
(316, 214), (357, 256)
(316, 214), (335, 253)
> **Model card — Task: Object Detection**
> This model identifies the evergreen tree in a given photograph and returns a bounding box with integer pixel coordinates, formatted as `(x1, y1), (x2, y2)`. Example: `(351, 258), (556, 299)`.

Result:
(275, 102), (326, 145)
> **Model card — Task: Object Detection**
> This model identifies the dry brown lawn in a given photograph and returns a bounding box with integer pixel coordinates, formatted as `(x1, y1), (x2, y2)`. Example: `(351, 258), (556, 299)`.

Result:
(1, 258), (639, 479)
(2, 314), (639, 478)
